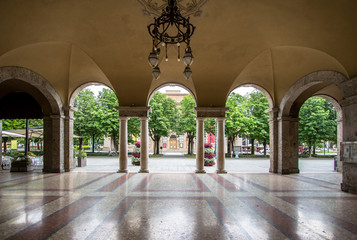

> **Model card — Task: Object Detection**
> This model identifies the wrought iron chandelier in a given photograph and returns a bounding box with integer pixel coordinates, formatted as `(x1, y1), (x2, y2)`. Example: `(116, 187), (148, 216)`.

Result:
(147, 0), (195, 80)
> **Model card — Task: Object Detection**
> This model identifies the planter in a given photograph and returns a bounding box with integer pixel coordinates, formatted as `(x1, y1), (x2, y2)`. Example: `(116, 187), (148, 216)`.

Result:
(204, 162), (216, 166)
(10, 161), (34, 172)
(132, 161), (140, 166)
(77, 157), (87, 167)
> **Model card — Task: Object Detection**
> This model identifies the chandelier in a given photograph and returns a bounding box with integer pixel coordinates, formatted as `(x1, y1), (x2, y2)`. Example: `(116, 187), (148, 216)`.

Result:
(147, 0), (195, 80)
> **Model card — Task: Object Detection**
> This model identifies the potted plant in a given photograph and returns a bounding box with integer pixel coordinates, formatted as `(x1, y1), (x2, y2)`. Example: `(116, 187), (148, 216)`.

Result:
(74, 148), (87, 167)
(204, 143), (216, 166)
(131, 142), (141, 166)
(10, 153), (34, 172)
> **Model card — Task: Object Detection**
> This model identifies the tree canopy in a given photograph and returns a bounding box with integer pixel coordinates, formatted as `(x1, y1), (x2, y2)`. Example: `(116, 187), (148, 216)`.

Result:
(299, 96), (337, 154)
(177, 95), (196, 154)
(149, 92), (178, 154)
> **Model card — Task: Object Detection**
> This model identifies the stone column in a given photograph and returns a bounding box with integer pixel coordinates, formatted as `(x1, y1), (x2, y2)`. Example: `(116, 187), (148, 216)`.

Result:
(268, 108), (279, 173)
(118, 117), (129, 173)
(195, 117), (206, 173)
(340, 94), (357, 193)
(43, 114), (65, 173)
(139, 117), (149, 173)
(216, 117), (227, 173)
(336, 117), (343, 172)
(63, 106), (75, 172)
(278, 116), (299, 174)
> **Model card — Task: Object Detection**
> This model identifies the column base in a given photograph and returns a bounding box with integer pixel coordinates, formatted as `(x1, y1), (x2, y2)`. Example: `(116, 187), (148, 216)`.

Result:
(195, 169), (206, 174)
(278, 168), (300, 175)
(341, 183), (357, 194)
(138, 169), (149, 173)
(117, 169), (128, 173)
(216, 169), (227, 174)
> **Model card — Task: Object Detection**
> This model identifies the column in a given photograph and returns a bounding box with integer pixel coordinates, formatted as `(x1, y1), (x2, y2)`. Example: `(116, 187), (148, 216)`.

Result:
(64, 106), (75, 172)
(139, 117), (149, 173)
(336, 117), (343, 172)
(118, 117), (129, 173)
(278, 116), (299, 174)
(216, 117), (227, 173)
(268, 108), (279, 173)
(195, 117), (206, 173)
(43, 114), (65, 173)
(340, 96), (357, 193)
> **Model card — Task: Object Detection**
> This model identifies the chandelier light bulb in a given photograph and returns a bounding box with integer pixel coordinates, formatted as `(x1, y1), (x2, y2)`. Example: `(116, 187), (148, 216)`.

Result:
(183, 66), (192, 79)
(183, 48), (194, 66)
(152, 66), (161, 80)
(148, 51), (159, 67)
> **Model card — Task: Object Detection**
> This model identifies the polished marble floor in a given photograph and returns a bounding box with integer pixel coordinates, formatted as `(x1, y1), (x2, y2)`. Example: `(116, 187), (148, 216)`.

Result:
(0, 171), (356, 240)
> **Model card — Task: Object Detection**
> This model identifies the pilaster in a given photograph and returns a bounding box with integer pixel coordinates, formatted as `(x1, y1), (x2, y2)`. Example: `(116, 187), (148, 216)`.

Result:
(63, 106), (76, 172)
(43, 114), (65, 173)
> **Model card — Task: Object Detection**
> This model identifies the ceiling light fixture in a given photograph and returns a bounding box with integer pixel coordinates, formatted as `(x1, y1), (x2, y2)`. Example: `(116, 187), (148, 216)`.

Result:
(147, 0), (195, 80)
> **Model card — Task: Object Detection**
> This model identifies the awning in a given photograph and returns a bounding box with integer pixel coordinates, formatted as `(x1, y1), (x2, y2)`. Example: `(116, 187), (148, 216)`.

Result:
(1, 131), (26, 138)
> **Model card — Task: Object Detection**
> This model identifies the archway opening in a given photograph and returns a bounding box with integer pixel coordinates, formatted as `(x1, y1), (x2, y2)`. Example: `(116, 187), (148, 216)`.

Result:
(297, 96), (339, 173)
(71, 84), (141, 172)
(0, 79), (57, 172)
(225, 86), (271, 172)
(146, 84), (197, 172)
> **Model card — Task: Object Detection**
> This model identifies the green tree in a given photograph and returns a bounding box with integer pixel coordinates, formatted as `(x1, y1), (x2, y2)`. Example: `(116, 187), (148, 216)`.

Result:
(73, 89), (103, 151)
(97, 88), (120, 151)
(244, 91), (270, 155)
(299, 97), (337, 155)
(225, 92), (253, 153)
(177, 95), (196, 155)
(149, 92), (178, 154)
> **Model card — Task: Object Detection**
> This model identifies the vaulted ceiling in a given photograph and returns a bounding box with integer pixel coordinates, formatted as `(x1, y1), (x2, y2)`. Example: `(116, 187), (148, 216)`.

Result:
(0, 0), (356, 107)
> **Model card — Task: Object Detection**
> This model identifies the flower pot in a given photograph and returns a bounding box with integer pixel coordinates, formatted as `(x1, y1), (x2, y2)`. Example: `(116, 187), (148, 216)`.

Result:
(10, 161), (34, 172)
(77, 157), (87, 167)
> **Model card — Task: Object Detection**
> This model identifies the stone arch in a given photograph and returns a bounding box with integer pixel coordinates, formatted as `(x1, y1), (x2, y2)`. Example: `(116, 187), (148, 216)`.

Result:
(146, 82), (197, 106)
(279, 71), (347, 118)
(0, 66), (65, 173)
(0, 66), (63, 115)
(277, 70), (347, 174)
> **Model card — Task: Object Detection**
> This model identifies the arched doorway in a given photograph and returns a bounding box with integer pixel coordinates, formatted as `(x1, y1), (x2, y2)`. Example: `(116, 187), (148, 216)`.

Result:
(0, 66), (64, 172)
(279, 71), (346, 175)
(169, 135), (177, 149)
(225, 85), (273, 172)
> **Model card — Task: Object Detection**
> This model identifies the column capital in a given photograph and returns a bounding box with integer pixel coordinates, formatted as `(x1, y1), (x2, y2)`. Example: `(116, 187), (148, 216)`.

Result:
(116, 106), (151, 117)
(278, 116), (300, 122)
(216, 117), (226, 121)
(139, 116), (149, 121)
(63, 106), (77, 119)
(118, 116), (130, 121)
(339, 95), (357, 107)
(196, 117), (205, 121)
(195, 107), (229, 118)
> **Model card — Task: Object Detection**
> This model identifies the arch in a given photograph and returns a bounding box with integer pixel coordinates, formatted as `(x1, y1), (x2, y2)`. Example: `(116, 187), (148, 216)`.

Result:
(314, 95), (343, 121)
(0, 66), (63, 116)
(226, 83), (274, 109)
(146, 82), (197, 106)
(69, 82), (118, 107)
(279, 71), (347, 118)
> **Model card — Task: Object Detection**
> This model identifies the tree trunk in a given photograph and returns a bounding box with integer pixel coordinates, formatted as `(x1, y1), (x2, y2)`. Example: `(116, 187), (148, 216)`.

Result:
(313, 145), (316, 155)
(155, 138), (160, 155)
(187, 138), (191, 155)
(190, 138), (194, 155)
(308, 140), (312, 157)
(251, 138), (255, 155)
(79, 138), (83, 150)
(263, 141), (267, 155)
(3, 137), (8, 153)
(92, 135), (95, 153)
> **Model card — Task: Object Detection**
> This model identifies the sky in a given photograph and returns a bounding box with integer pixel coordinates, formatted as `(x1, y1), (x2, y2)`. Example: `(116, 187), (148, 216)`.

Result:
(87, 85), (255, 97)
